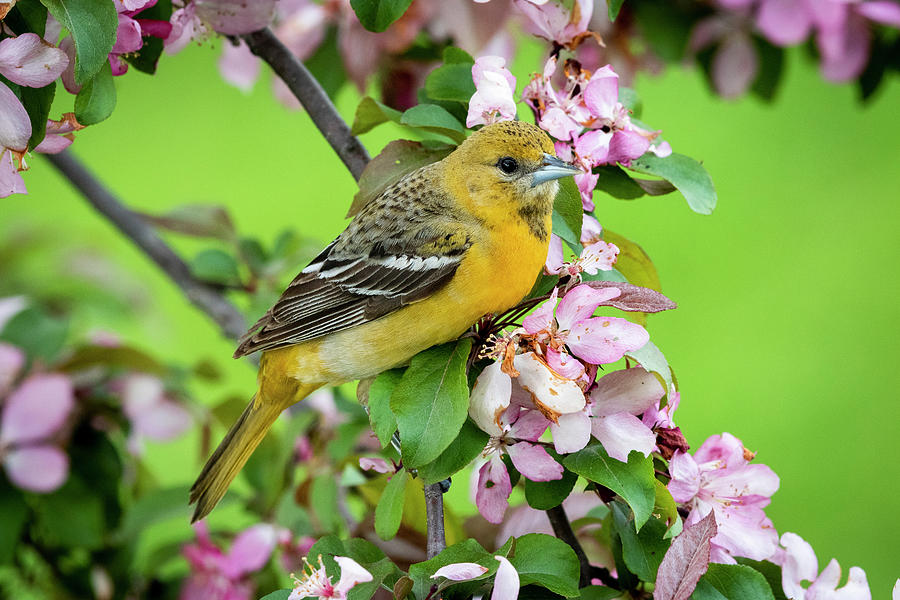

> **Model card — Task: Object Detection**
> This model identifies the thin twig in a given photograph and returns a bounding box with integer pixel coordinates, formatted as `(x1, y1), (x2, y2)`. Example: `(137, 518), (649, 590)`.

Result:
(240, 28), (371, 181)
(44, 151), (249, 342)
(546, 504), (594, 588)
(423, 482), (447, 558)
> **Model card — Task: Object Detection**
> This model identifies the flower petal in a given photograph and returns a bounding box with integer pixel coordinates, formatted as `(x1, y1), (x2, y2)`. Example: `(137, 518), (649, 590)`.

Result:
(0, 342), (24, 393)
(0, 374), (74, 444)
(4, 445), (69, 492)
(333, 555), (374, 597)
(0, 151), (27, 197)
(476, 455), (512, 524)
(432, 562), (489, 581)
(556, 284), (620, 331)
(667, 451), (701, 502)
(359, 457), (392, 473)
(591, 412), (656, 461)
(195, 0), (276, 35)
(0, 33), (69, 87)
(508, 409), (551, 442)
(112, 14), (143, 55)
(0, 83), (32, 152)
(583, 65), (619, 118)
(712, 32), (758, 99)
(469, 361), (512, 436)
(756, 0), (813, 46)
(590, 368), (665, 417)
(544, 235), (565, 274)
(523, 287), (558, 334)
(545, 347), (585, 380)
(550, 410), (591, 454)
(514, 353), (586, 419)
(222, 523), (277, 579)
(566, 316), (649, 365)
(218, 39), (260, 92)
(778, 532), (819, 598)
(491, 555), (520, 600)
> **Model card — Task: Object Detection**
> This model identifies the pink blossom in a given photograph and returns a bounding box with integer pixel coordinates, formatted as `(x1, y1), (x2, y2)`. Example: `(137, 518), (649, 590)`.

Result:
(0, 33), (69, 87)
(544, 234), (619, 278)
(668, 432), (780, 562)
(473, 406), (565, 523)
(0, 373), (75, 492)
(773, 532), (871, 600)
(588, 368), (665, 461)
(277, 530), (316, 573)
(466, 55), (517, 127)
(514, 0), (593, 47)
(289, 555), (372, 599)
(33, 114), (81, 154)
(431, 562), (489, 581)
(181, 522), (278, 600)
(358, 456), (392, 474)
(119, 374), (192, 454)
(524, 284), (649, 367)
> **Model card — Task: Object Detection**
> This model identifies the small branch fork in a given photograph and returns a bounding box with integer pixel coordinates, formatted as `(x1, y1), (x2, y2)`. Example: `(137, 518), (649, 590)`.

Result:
(46, 27), (447, 557)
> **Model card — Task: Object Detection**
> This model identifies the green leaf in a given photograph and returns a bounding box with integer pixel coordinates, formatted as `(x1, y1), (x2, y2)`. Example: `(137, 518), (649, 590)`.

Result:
(190, 248), (242, 286)
(116, 485), (192, 542)
(690, 580), (729, 600)
(42, 0), (117, 84)
(628, 153), (717, 215)
(259, 591), (292, 600)
(578, 587), (624, 600)
(349, 0), (414, 32)
(734, 559), (787, 600)
(599, 228), (661, 328)
(553, 176), (584, 251)
(374, 470), (408, 540)
(416, 419), (488, 484)
(5, 2), (49, 36)
(510, 533), (581, 597)
(391, 339), (472, 469)
(610, 502), (669, 582)
(400, 104), (467, 143)
(631, 0), (693, 62)
(367, 369), (403, 448)
(0, 306), (68, 362)
(563, 443), (655, 530)
(0, 478), (27, 564)
(305, 27), (347, 100)
(618, 86), (641, 117)
(525, 459), (577, 510)
(310, 474), (341, 533)
(443, 47), (474, 64)
(32, 475), (105, 550)
(74, 61), (117, 125)
(595, 165), (675, 199)
(348, 139), (453, 217)
(608, 0), (626, 21)
(350, 96), (403, 136)
(654, 479), (679, 531)
(692, 564), (776, 600)
(20, 82), (56, 150)
(425, 62), (476, 104)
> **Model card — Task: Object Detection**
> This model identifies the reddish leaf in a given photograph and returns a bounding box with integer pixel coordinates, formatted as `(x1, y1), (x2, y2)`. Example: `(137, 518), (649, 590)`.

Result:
(655, 510), (717, 600)
(584, 280), (677, 313)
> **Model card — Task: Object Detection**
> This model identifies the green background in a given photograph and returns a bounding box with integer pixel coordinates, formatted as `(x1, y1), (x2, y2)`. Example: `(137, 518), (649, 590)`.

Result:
(4, 40), (899, 594)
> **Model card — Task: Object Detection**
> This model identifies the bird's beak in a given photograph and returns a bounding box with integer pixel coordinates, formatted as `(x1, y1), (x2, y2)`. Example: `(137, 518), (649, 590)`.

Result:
(531, 153), (582, 188)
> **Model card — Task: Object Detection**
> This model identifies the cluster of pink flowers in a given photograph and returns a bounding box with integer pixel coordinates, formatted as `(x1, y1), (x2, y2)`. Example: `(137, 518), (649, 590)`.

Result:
(468, 283), (663, 522)
(694, 0), (900, 97)
(467, 53), (671, 210)
(181, 521), (279, 600)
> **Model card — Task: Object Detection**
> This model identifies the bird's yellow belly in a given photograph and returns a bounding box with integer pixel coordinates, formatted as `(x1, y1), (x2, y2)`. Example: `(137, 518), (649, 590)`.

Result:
(275, 224), (548, 385)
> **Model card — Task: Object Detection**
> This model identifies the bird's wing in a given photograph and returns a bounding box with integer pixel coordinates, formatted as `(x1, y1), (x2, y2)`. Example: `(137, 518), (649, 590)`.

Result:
(234, 184), (473, 357)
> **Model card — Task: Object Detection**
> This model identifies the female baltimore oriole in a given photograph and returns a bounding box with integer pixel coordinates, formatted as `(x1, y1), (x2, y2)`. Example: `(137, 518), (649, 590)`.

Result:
(190, 120), (580, 522)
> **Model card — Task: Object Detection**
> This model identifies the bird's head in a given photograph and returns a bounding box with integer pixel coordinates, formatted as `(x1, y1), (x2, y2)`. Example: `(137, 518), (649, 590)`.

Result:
(444, 120), (580, 240)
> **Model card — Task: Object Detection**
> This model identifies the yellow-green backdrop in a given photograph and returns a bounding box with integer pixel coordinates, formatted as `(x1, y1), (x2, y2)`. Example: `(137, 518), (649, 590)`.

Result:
(4, 40), (899, 594)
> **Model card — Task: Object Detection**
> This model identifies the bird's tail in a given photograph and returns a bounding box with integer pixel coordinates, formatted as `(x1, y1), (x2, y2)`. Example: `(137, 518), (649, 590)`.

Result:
(189, 381), (318, 522)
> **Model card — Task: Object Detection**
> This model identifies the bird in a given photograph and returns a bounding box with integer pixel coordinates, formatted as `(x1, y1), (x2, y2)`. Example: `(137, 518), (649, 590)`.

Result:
(189, 119), (580, 522)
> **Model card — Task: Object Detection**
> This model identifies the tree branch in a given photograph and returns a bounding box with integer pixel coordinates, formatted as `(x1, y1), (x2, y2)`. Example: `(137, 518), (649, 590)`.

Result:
(423, 481), (448, 558)
(240, 28), (371, 182)
(43, 151), (249, 343)
(546, 504), (594, 588)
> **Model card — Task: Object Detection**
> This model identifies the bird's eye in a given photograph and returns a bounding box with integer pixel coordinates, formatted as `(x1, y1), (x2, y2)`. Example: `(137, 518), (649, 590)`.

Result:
(497, 157), (519, 174)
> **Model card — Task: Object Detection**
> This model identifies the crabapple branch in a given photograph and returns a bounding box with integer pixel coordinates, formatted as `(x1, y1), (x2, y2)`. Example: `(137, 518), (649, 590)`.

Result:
(43, 151), (249, 343)
(240, 28), (371, 182)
